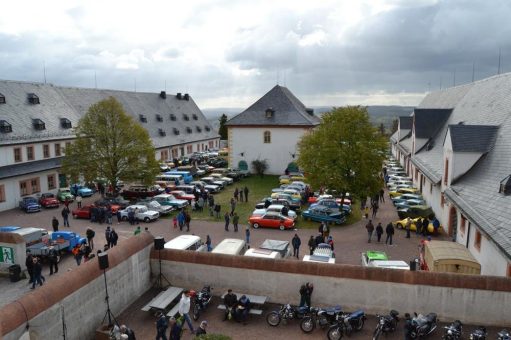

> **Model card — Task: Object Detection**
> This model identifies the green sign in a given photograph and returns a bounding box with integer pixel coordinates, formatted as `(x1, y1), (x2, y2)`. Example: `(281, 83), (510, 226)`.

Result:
(0, 246), (14, 264)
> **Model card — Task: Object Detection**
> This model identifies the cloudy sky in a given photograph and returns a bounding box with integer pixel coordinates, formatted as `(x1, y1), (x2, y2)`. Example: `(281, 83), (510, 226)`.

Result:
(1, 0), (511, 109)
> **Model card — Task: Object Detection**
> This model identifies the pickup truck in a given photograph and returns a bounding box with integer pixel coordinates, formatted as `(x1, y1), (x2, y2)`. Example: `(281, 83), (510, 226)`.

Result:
(27, 231), (86, 261)
(38, 193), (60, 208)
(19, 197), (42, 213)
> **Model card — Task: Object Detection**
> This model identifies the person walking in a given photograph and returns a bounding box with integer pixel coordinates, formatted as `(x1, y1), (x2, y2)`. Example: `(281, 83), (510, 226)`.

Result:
(48, 246), (59, 275)
(76, 195), (82, 208)
(156, 312), (169, 340)
(379, 188), (385, 203)
(86, 228), (95, 250)
(229, 198), (236, 216)
(184, 211), (191, 232)
(224, 212), (230, 231)
(376, 222), (384, 243)
(245, 227), (250, 245)
(110, 228), (118, 247)
(405, 217), (412, 239)
(206, 235), (212, 252)
(243, 186), (249, 202)
(371, 202), (379, 218)
(26, 251), (34, 284)
(232, 212), (239, 232)
(292, 234), (301, 258)
(308, 236), (315, 255)
(366, 220), (375, 243)
(31, 257), (43, 289)
(385, 222), (395, 245)
(61, 206), (70, 227)
(234, 187), (239, 202)
(178, 290), (195, 333)
(239, 189), (244, 202)
(177, 210), (185, 231)
(168, 316), (182, 340)
(52, 216), (59, 232)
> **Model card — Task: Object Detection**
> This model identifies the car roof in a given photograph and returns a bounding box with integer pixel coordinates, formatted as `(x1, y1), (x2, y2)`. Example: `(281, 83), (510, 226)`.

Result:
(365, 251), (388, 261)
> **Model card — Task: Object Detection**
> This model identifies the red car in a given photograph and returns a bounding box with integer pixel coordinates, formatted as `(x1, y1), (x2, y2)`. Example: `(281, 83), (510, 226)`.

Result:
(39, 193), (60, 208)
(72, 204), (121, 219)
(170, 190), (194, 202)
(248, 212), (295, 230)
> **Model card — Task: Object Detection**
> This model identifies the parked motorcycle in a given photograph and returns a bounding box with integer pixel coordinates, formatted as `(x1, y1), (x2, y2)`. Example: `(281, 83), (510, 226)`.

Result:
(497, 329), (510, 340)
(373, 310), (400, 340)
(469, 326), (487, 340)
(443, 320), (463, 340)
(326, 310), (366, 340)
(300, 305), (342, 333)
(266, 304), (310, 327)
(410, 312), (437, 339)
(191, 285), (212, 321)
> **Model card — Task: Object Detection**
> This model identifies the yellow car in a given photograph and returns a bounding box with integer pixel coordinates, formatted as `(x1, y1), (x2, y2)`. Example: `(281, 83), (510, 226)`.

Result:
(271, 191), (301, 201)
(290, 175), (306, 182)
(393, 217), (437, 233)
(389, 187), (419, 198)
(279, 175), (291, 185)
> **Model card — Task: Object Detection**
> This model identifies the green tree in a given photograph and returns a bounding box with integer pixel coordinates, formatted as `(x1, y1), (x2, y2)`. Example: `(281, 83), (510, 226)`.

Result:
(218, 113), (228, 140)
(62, 97), (159, 191)
(297, 106), (387, 199)
(378, 123), (386, 136)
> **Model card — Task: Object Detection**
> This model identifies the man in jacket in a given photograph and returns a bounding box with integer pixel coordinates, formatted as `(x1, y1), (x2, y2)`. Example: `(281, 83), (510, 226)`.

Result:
(385, 222), (395, 245)
(178, 290), (194, 333)
(25, 251), (34, 284)
(61, 207), (70, 227)
(48, 246), (59, 275)
(223, 289), (237, 321)
(292, 234), (301, 258)
(86, 228), (95, 250)
(235, 295), (251, 324)
(156, 312), (168, 340)
(404, 313), (414, 340)
(52, 216), (59, 232)
(31, 257), (43, 289)
(366, 220), (375, 243)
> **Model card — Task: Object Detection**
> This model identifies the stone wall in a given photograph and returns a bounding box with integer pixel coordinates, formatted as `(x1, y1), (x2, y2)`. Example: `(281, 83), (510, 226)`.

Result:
(154, 249), (511, 327)
(0, 233), (153, 340)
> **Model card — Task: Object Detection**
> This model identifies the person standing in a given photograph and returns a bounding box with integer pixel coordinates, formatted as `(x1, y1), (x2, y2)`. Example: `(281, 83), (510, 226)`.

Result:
(86, 228), (95, 250)
(31, 257), (43, 289)
(230, 198), (236, 216)
(292, 234), (301, 258)
(26, 251), (34, 284)
(366, 220), (374, 243)
(243, 186), (249, 202)
(321, 222), (330, 240)
(232, 212), (239, 232)
(116, 209), (122, 224)
(48, 246), (59, 275)
(178, 290), (195, 333)
(308, 236), (315, 255)
(61, 206), (70, 227)
(76, 195), (82, 208)
(405, 217), (412, 239)
(214, 204), (221, 219)
(52, 216), (59, 232)
(177, 210), (185, 231)
(421, 217), (429, 236)
(304, 283), (314, 308)
(168, 316), (182, 340)
(156, 312), (168, 340)
(239, 189), (244, 202)
(184, 211), (191, 232)
(234, 187), (239, 202)
(385, 222), (395, 245)
(173, 215), (178, 229)
(299, 284), (307, 307)
(106, 207), (113, 225)
(245, 227), (250, 245)
(379, 188), (385, 203)
(195, 321), (207, 336)
(376, 222), (384, 243)
(404, 313), (413, 340)
(206, 235), (212, 252)
(105, 226), (112, 247)
(110, 228), (118, 247)
(224, 212), (230, 231)
(72, 244), (82, 266)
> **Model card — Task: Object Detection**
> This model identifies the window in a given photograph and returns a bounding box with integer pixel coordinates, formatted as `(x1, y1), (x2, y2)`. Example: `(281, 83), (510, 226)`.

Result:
(186, 127), (192, 134)
(33, 119), (45, 130)
(19, 181), (28, 196)
(205, 126), (211, 132)
(48, 174), (56, 190)
(209, 141), (214, 148)
(0, 185), (5, 202)
(183, 114), (190, 121)
(28, 93), (40, 104)
(474, 230), (482, 251)
(460, 215), (466, 234)
(156, 114), (163, 122)
(60, 118), (72, 129)
(444, 158), (449, 185)
(263, 131), (271, 143)
(139, 114), (147, 123)
(415, 168), (419, 180)
(196, 126), (202, 132)
(43, 144), (50, 158)
(31, 178), (40, 193)
(0, 93), (5, 104)
(20, 178), (40, 195)
(197, 143), (200, 152)
(186, 145), (193, 153)
(27, 146), (34, 161)
(55, 144), (61, 156)
(0, 120), (12, 133)
(160, 150), (169, 161)
(14, 148), (22, 163)
(170, 114), (177, 121)
(265, 108), (274, 118)
(192, 114), (198, 120)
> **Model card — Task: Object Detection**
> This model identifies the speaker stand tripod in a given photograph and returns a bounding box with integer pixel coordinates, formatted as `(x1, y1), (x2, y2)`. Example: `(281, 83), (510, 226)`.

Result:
(101, 269), (118, 328)
(153, 249), (171, 290)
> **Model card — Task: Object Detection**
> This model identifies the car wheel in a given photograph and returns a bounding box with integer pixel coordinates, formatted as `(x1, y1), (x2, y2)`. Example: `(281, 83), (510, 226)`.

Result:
(279, 224), (285, 231)
(253, 223), (259, 229)
(144, 217), (150, 223)
(397, 223), (403, 229)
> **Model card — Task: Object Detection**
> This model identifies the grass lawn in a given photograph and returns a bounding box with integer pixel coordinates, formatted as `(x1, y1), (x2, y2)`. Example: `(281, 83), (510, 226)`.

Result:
(181, 175), (361, 230)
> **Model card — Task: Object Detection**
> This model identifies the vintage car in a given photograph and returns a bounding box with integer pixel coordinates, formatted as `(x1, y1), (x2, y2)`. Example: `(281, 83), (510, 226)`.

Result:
(72, 205), (94, 219)
(95, 197), (130, 209)
(393, 216), (439, 233)
(271, 192), (301, 206)
(397, 205), (434, 219)
(119, 205), (160, 222)
(389, 187), (420, 198)
(248, 212), (295, 230)
(57, 188), (74, 202)
(391, 193), (424, 205)
(209, 173), (233, 185)
(310, 199), (352, 214)
(38, 193), (60, 208)
(361, 250), (410, 270)
(121, 185), (162, 200)
(153, 194), (189, 209)
(302, 206), (347, 224)
(138, 200), (174, 215)
(169, 190), (194, 202)
(279, 175), (291, 185)
(19, 197), (41, 213)
(201, 177), (226, 189)
(252, 204), (298, 220)
(395, 198), (427, 209)
(70, 184), (94, 197)
(92, 200), (122, 213)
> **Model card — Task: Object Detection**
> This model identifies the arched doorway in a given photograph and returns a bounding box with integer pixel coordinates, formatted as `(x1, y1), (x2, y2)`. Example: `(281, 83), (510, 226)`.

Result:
(448, 206), (458, 240)
(238, 160), (248, 171)
(287, 162), (299, 173)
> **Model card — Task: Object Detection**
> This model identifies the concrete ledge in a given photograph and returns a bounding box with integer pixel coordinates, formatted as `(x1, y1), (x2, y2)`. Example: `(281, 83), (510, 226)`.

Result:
(152, 248), (511, 292)
(0, 233), (153, 337)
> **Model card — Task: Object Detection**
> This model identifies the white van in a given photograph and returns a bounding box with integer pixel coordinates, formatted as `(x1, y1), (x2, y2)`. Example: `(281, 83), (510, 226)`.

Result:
(211, 238), (246, 256)
(244, 248), (280, 259)
(302, 243), (336, 264)
(164, 235), (207, 252)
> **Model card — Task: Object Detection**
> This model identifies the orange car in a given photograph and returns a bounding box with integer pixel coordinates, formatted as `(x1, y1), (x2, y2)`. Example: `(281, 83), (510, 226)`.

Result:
(248, 212), (295, 230)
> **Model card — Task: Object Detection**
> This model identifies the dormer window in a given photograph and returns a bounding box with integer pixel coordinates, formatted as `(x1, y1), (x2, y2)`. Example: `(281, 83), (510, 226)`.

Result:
(186, 127), (192, 134)
(170, 114), (176, 121)
(205, 126), (211, 132)
(192, 114), (198, 120)
(139, 114), (147, 123)
(265, 108), (275, 118)
(33, 119), (45, 131)
(60, 118), (72, 129)
(156, 114), (163, 122)
(183, 114), (189, 121)
(158, 128), (166, 136)
(0, 93), (5, 104)
(0, 120), (12, 133)
(499, 175), (511, 195)
(173, 128), (180, 135)
(196, 126), (202, 132)
(28, 93), (40, 104)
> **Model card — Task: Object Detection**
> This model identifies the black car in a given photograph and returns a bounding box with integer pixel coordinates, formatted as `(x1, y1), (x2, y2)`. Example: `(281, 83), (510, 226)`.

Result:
(96, 196), (130, 209)
(208, 158), (228, 168)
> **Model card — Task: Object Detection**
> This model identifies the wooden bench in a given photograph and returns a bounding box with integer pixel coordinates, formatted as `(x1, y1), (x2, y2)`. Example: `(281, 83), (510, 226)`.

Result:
(217, 304), (263, 315)
(141, 286), (183, 313)
(218, 292), (268, 316)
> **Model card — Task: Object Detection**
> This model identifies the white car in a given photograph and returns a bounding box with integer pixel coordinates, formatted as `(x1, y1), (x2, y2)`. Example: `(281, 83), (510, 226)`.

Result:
(210, 173), (233, 185)
(252, 204), (297, 220)
(120, 205), (160, 222)
(201, 177), (225, 189)
(138, 200), (174, 215)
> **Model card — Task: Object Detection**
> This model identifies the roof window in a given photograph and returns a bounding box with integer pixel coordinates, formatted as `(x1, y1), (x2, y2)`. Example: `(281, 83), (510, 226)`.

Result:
(173, 128), (180, 135)
(0, 93), (5, 104)
(0, 120), (12, 133)
(183, 114), (189, 121)
(183, 93), (189, 101)
(176, 93), (182, 100)
(265, 108), (275, 118)
(33, 119), (46, 131)
(192, 114), (198, 120)
(170, 114), (177, 121)
(186, 127), (192, 134)
(60, 118), (72, 129)
(156, 114), (163, 122)
(158, 128), (166, 136)
(205, 126), (211, 132)
(499, 175), (511, 195)
(139, 114), (147, 123)
(28, 93), (40, 104)
(196, 126), (202, 132)
(160, 91), (166, 99)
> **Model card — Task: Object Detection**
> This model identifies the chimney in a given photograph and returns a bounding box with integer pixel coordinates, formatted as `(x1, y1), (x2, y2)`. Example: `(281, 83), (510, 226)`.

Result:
(176, 93), (182, 100)
(160, 91), (166, 99)
(184, 93), (190, 101)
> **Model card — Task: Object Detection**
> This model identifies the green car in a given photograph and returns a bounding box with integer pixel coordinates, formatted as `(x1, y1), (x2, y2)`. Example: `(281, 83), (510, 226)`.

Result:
(57, 188), (74, 202)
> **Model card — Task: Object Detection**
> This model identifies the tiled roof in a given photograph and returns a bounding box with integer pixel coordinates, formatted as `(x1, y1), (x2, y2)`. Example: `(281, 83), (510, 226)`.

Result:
(449, 124), (499, 153)
(0, 157), (62, 180)
(225, 85), (320, 126)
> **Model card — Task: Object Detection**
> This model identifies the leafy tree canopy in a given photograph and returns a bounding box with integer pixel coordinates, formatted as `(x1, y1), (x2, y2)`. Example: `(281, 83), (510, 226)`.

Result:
(297, 106), (388, 199)
(62, 97), (160, 190)
(218, 113), (228, 140)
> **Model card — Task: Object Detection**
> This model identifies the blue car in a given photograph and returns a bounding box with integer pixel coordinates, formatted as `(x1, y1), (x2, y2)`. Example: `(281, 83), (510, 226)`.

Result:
(395, 198), (426, 209)
(302, 206), (347, 225)
(19, 197), (41, 213)
(71, 184), (94, 197)
(392, 193), (423, 206)
(310, 199), (352, 215)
